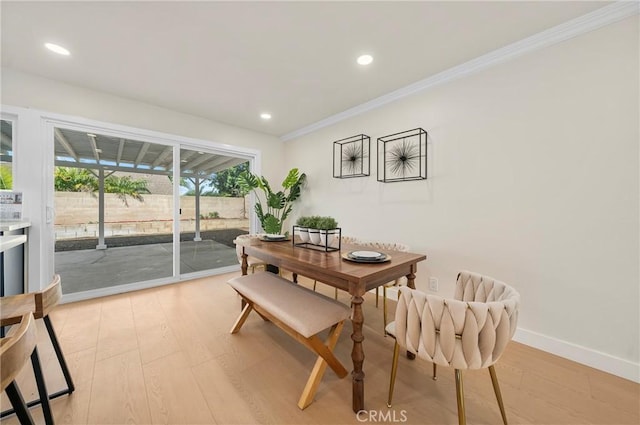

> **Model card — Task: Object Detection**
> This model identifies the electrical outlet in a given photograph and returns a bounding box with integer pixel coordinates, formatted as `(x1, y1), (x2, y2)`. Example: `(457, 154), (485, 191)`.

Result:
(429, 277), (439, 292)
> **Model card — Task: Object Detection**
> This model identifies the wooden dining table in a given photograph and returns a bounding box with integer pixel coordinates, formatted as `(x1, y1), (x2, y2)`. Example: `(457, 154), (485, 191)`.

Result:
(240, 239), (426, 413)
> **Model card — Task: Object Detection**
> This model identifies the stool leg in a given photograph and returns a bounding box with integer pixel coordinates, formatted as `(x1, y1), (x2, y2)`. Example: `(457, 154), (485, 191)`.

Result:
(31, 347), (55, 425)
(5, 381), (35, 425)
(44, 315), (75, 393)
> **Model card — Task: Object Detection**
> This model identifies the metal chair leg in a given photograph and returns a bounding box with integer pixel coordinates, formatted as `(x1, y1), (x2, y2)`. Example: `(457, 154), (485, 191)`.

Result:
(31, 347), (55, 425)
(375, 287), (379, 307)
(489, 365), (508, 425)
(334, 287), (338, 300)
(44, 315), (75, 394)
(383, 286), (388, 335)
(5, 381), (35, 425)
(387, 340), (400, 408)
(432, 363), (437, 380)
(455, 369), (466, 425)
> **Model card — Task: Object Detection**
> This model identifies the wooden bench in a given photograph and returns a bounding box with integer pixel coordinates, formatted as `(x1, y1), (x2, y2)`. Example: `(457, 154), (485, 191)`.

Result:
(227, 271), (351, 409)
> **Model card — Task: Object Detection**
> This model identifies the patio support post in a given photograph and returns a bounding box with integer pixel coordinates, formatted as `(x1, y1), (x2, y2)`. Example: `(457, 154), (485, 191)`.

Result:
(194, 177), (202, 241)
(96, 168), (107, 249)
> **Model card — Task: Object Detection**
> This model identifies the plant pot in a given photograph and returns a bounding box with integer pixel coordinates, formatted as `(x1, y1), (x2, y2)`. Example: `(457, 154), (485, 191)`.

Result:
(297, 227), (310, 243)
(308, 229), (321, 245)
(320, 229), (339, 248)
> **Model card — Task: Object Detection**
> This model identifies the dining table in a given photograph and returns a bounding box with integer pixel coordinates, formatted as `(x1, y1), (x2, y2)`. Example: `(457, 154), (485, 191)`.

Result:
(240, 238), (426, 413)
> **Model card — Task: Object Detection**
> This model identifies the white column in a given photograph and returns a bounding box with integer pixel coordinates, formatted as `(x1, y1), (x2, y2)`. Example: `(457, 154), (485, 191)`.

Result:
(194, 177), (202, 241)
(96, 168), (107, 249)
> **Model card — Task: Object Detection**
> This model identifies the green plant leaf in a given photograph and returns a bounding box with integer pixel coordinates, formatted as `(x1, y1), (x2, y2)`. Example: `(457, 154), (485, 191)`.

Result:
(262, 214), (281, 234)
(282, 168), (300, 189)
(267, 191), (286, 209)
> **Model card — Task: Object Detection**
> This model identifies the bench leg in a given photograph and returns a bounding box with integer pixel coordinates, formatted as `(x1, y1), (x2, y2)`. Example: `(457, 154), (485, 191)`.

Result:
(230, 303), (253, 334)
(298, 321), (346, 410)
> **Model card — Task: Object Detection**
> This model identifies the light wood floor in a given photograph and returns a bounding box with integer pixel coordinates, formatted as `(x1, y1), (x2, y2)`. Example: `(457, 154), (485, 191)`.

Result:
(1, 272), (638, 424)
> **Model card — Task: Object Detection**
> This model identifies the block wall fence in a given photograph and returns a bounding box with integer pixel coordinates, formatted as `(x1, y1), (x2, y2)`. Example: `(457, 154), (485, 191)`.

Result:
(54, 192), (249, 239)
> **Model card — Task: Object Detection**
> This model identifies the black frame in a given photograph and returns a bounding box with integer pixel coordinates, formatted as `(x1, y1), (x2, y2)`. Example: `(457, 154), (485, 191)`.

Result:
(333, 134), (370, 178)
(377, 128), (427, 183)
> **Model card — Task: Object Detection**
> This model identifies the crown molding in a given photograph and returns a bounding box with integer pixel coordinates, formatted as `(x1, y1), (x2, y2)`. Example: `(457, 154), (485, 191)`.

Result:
(281, 1), (639, 142)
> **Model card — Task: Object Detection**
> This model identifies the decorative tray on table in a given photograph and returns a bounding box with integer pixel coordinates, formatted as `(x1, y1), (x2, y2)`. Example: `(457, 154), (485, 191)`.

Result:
(341, 250), (391, 263)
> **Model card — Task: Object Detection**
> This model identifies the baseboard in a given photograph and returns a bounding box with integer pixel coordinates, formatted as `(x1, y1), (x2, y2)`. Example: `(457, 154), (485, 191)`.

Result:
(513, 328), (639, 383)
(379, 287), (639, 383)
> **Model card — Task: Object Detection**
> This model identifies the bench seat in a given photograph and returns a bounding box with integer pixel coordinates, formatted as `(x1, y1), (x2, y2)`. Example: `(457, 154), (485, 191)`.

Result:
(228, 272), (350, 338)
(227, 271), (351, 409)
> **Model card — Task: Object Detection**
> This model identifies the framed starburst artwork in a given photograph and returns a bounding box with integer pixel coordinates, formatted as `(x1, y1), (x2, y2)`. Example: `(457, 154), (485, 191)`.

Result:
(377, 128), (427, 182)
(333, 134), (370, 178)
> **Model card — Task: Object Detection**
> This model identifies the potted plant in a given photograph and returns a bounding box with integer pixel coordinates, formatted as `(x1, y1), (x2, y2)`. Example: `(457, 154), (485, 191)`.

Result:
(304, 216), (320, 245)
(295, 216), (312, 242)
(239, 168), (306, 235)
(317, 216), (339, 247)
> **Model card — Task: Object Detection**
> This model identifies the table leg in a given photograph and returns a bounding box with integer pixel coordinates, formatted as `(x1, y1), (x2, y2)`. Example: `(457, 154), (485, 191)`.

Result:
(405, 267), (417, 360)
(406, 266), (416, 289)
(241, 250), (248, 276)
(350, 294), (365, 413)
(240, 251), (248, 310)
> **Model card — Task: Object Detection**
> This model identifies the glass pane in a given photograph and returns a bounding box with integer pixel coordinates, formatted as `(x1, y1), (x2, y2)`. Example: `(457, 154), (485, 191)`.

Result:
(179, 148), (249, 275)
(0, 120), (13, 189)
(53, 127), (174, 293)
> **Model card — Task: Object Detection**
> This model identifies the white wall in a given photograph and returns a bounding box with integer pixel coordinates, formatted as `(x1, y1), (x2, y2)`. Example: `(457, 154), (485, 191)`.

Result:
(1, 69), (285, 293)
(284, 17), (639, 379)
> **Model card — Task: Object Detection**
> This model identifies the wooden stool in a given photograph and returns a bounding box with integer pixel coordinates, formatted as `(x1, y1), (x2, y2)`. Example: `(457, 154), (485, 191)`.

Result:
(1, 312), (54, 425)
(1, 275), (73, 419)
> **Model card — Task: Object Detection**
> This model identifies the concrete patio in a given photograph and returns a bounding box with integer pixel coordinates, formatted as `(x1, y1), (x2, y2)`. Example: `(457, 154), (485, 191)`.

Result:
(55, 239), (239, 293)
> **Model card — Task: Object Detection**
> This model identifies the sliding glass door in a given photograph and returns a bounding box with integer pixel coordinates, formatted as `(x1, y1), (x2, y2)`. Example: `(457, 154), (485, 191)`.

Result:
(51, 122), (254, 296)
(53, 127), (174, 294)
(178, 147), (249, 277)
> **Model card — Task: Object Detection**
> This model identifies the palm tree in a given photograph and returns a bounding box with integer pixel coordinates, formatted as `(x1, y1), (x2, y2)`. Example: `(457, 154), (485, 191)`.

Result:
(54, 167), (150, 206)
(104, 175), (150, 206)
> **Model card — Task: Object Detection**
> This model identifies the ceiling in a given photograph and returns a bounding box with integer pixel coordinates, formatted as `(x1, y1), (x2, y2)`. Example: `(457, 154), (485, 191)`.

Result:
(1, 1), (611, 137)
(53, 127), (246, 178)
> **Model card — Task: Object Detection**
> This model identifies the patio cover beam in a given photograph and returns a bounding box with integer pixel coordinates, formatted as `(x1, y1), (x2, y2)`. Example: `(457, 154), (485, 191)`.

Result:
(54, 128), (79, 162)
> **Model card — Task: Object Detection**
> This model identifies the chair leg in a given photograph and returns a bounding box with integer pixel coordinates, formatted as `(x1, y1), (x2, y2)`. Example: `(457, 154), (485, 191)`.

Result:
(387, 340), (400, 408)
(5, 381), (35, 425)
(382, 286), (388, 335)
(334, 288), (338, 300)
(489, 365), (508, 425)
(375, 287), (379, 308)
(454, 369), (466, 425)
(313, 280), (317, 291)
(44, 315), (75, 394)
(432, 363), (437, 380)
(31, 347), (55, 425)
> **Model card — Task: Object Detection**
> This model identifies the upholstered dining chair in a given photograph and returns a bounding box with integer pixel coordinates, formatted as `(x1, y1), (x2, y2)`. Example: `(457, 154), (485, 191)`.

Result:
(233, 234), (268, 274)
(0, 274), (73, 421)
(313, 235), (360, 299)
(357, 240), (410, 333)
(386, 271), (520, 425)
(1, 312), (54, 425)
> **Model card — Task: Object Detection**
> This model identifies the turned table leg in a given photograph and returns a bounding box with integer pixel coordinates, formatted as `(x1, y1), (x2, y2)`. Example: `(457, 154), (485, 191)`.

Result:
(350, 293), (365, 412)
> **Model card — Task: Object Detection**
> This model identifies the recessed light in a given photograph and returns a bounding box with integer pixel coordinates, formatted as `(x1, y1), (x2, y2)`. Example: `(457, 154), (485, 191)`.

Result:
(260, 113), (272, 120)
(44, 42), (70, 56)
(357, 54), (373, 66)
